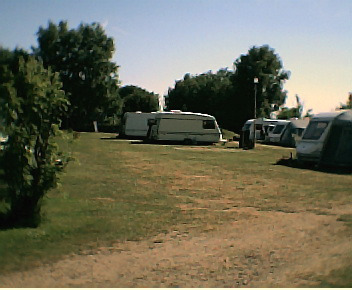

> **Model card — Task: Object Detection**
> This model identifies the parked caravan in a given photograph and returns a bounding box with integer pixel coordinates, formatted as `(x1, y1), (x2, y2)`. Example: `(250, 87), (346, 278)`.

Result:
(240, 117), (310, 147)
(120, 112), (157, 139)
(290, 119), (310, 144)
(262, 119), (280, 142)
(240, 118), (279, 148)
(240, 119), (254, 148)
(241, 119), (255, 142)
(263, 124), (276, 142)
(242, 118), (278, 140)
(268, 120), (290, 144)
(148, 111), (222, 144)
(277, 119), (310, 147)
(296, 110), (352, 166)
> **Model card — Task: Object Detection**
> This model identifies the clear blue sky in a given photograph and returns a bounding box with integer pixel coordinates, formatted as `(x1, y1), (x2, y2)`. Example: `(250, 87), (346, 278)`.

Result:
(1, 0), (351, 113)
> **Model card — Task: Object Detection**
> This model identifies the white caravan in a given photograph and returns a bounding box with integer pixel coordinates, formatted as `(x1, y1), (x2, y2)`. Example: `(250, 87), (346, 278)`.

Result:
(268, 120), (291, 143)
(285, 118), (310, 146)
(296, 111), (351, 163)
(262, 119), (280, 142)
(242, 118), (279, 141)
(242, 119), (260, 140)
(148, 111), (222, 144)
(120, 112), (157, 139)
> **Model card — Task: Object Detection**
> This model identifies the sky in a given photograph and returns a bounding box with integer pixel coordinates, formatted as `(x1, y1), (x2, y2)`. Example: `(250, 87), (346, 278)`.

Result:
(1, 0), (351, 114)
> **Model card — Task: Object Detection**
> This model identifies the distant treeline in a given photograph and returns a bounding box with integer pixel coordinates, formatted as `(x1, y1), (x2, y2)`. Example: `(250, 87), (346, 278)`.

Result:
(1, 20), (305, 133)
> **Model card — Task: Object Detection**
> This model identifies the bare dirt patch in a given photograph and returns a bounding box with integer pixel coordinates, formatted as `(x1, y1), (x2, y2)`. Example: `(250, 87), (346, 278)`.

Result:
(1, 206), (350, 288)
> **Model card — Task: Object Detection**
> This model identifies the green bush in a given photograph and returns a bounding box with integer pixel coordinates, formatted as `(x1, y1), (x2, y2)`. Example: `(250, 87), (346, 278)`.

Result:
(0, 56), (70, 228)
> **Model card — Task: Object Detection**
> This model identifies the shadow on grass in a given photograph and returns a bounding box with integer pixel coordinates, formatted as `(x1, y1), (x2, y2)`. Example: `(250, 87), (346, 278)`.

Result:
(100, 136), (119, 140)
(0, 196), (13, 230)
(0, 208), (41, 230)
(100, 136), (146, 142)
(275, 157), (352, 175)
(0, 177), (40, 230)
(100, 135), (229, 147)
(0, 213), (12, 230)
(0, 174), (11, 230)
(130, 139), (223, 146)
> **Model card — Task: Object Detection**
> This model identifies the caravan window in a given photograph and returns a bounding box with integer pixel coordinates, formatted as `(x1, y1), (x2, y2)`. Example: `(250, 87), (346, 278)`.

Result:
(293, 128), (305, 137)
(255, 124), (262, 130)
(203, 120), (216, 129)
(268, 125), (275, 132)
(273, 124), (285, 134)
(243, 123), (251, 131)
(302, 121), (329, 140)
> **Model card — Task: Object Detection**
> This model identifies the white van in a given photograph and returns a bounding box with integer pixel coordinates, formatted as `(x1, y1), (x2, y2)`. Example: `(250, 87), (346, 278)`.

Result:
(148, 111), (222, 144)
(296, 111), (346, 163)
(120, 112), (157, 139)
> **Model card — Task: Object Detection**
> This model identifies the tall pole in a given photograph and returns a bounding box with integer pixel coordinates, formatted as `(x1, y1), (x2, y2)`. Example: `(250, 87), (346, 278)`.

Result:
(253, 77), (258, 148)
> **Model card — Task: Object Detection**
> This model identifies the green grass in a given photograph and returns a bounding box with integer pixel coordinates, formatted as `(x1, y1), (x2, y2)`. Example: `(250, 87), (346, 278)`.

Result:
(337, 214), (352, 225)
(221, 128), (239, 140)
(317, 267), (352, 288)
(0, 132), (351, 283)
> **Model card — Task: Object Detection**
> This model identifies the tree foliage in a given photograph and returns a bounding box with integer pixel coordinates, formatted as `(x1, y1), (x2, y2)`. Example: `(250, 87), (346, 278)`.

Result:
(119, 85), (159, 114)
(0, 50), (70, 228)
(166, 45), (290, 132)
(34, 21), (121, 130)
(339, 92), (352, 110)
(225, 45), (290, 131)
(166, 69), (233, 126)
(277, 95), (304, 119)
(233, 45), (290, 118)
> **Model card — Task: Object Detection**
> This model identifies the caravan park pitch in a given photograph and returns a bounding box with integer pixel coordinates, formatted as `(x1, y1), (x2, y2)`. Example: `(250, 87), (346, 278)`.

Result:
(0, 133), (351, 287)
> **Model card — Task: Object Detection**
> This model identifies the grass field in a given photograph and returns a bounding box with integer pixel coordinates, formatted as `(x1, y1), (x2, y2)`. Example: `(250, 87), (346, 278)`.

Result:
(0, 132), (351, 286)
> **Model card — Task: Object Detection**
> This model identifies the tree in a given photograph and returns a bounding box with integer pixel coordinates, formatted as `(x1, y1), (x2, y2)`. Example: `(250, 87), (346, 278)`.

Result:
(34, 21), (121, 131)
(119, 85), (159, 114)
(0, 52), (70, 228)
(304, 109), (313, 118)
(338, 92), (352, 109)
(277, 95), (304, 119)
(0, 46), (30, 69)
(166, 45), (290, 133)
(230, 45), (290, 131)
(166, 69), (234, 128)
